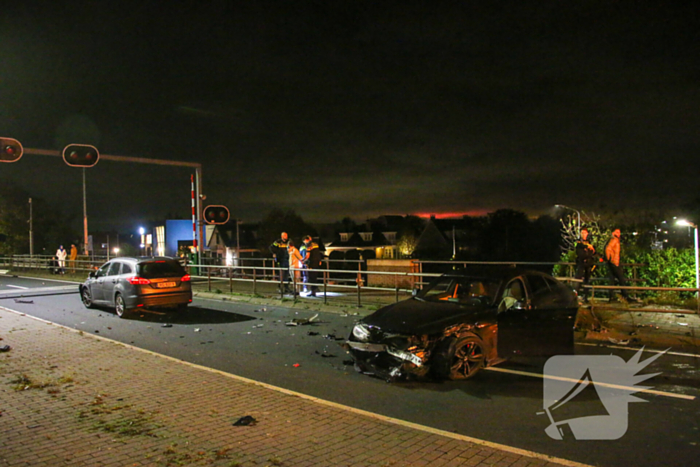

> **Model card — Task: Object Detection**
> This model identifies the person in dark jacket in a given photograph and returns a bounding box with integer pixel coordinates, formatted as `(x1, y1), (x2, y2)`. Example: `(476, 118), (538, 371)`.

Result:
(302, 235), (323, 296)
(299, 241), (308, 293)
(575, 229), (596, 302)
(269, 232), (291, 292)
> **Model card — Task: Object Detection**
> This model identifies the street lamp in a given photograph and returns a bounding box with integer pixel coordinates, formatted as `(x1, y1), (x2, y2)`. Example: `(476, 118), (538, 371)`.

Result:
(555, 204), (581, 235)
(139, 227), (146, 256)
(676, 219), (699, 301)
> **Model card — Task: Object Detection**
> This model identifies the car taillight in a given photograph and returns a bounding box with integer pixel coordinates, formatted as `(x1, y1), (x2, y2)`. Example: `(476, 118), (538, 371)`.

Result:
(181, 274), (191, 282)
(128, 277), (151, 285)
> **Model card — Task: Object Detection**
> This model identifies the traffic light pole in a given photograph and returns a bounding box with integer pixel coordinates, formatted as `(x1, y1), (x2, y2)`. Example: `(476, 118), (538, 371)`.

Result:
(83, 168), (89, 255)
(24, 148), (204, 261)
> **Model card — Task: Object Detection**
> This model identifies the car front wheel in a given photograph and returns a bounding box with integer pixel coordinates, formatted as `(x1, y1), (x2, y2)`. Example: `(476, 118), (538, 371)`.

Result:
(80, 287), (94, 308)
(114, 293), (129, 318)
(431, 335), (486, 380)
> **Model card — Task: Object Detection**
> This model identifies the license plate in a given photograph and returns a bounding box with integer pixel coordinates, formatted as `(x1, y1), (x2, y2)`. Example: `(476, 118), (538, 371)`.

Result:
(387, 347), (423, 367)
(156, 281), (176, 288)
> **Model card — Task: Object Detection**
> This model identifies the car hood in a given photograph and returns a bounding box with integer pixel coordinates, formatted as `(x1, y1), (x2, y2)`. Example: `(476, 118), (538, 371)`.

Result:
(360, 298), (495, 336)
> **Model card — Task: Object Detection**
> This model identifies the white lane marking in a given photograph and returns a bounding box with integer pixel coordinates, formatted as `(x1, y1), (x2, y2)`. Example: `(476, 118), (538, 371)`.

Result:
(5, 285), (29, 289)
(485, 367), (696, 401)
(576, 341), (700, 359)
(0, 306), (594, 467)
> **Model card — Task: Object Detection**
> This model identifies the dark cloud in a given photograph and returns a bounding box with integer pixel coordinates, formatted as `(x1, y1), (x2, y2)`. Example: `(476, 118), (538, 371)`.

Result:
(2, 1), (699, 230)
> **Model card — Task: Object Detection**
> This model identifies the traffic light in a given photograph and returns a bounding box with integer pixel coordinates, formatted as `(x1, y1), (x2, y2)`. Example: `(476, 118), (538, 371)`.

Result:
(203, 205), (230, 225)
(62, 144), (100, 167)
(0, 137), (23, 163)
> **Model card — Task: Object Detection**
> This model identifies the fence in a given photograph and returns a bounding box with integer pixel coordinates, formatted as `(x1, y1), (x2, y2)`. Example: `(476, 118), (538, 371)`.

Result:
(1, 255), (697, 311)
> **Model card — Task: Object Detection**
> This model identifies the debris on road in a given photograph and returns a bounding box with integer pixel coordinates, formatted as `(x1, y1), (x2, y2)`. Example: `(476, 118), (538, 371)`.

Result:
(232, 415), (257, 426)
(307, 331), (319, 336)
(323, 334), (344, 341)
(0, 345), (11, 352)
(162, 324), (173, 328)
(13, 299), (33, 304)
(194, 328), (201, 332)
(286, 313), (318, 326)
(293, 363), (301, 367)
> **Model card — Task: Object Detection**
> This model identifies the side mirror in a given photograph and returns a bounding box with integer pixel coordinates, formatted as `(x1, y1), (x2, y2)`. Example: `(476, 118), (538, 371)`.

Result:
(89, 271), (96, 279)
(412, 288), (419, 297)
(513, 300), (530, 310)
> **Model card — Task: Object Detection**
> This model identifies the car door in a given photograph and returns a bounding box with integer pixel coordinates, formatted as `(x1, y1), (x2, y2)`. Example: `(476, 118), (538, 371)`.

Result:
(535, 275), (578, 354)
(496, 277), (538, 357)
(91, 262), (112, 303)
(103, 261), (123, 306)
(498, 275), (576, 357)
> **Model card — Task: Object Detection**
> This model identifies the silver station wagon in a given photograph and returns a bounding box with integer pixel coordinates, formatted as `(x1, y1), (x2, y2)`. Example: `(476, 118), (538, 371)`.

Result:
(79, 256), (192, 317)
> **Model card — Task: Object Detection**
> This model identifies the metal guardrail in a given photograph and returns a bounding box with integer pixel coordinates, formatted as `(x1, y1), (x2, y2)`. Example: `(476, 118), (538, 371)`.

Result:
(2, 255), (697, 311)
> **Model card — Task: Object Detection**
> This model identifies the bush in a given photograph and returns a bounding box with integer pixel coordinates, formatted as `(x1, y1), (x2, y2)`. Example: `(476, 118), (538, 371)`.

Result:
(556, 247), (697, 304)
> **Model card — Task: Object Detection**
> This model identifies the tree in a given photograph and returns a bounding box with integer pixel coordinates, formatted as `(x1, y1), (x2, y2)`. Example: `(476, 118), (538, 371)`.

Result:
(479, 209), (531, 261)
(256, 208), (316, 253)
(396, 215), (425, 258)
(0, 183), (78, 255)
(559, 211), (607, 254)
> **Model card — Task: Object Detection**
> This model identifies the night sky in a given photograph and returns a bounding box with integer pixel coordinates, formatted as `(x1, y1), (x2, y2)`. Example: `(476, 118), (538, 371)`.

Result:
(1, 1), (698, 231)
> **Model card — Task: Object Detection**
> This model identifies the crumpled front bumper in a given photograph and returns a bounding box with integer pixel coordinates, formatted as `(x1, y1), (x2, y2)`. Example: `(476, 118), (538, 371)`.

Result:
(345, 341), (427, 380)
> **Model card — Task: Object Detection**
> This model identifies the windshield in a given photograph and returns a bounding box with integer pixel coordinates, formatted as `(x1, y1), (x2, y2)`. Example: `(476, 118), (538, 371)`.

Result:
(417, 276), (500, 305)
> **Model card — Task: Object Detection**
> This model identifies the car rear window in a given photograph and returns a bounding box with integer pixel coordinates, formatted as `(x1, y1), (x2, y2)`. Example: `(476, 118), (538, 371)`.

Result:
(137, 261), (186, 279)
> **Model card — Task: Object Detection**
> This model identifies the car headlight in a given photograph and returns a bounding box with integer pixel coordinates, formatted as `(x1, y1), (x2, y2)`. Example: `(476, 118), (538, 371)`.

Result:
(352, 323), (371, 342)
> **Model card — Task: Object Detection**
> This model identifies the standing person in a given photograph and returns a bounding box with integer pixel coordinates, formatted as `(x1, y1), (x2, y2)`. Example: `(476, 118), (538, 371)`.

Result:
(604, 229), (630, 301)
(56, 245), (67, 275)
(269, 232), (291, 292)
(287, 240), (304, 294)
(302, 236), (323, 297)
(69, 244), (78, 274)
(574, 229), (596, 303)
(298, 240), (308, 293)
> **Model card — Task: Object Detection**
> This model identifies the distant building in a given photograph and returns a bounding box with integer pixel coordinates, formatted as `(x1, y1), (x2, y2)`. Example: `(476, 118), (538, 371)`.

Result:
(413, 216), (481, 259)
(325, 215), (405, 260)
(205, 222), (261, 266)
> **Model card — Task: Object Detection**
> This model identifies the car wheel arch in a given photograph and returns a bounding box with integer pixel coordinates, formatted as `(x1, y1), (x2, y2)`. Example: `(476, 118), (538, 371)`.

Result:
(430, 333), (487, 380)
(114, 292), (129, 318)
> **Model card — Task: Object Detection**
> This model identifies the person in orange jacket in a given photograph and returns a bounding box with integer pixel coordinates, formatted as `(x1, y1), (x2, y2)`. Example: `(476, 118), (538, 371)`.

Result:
(69, 244), (78, 273)
(604, 229), (630, 301)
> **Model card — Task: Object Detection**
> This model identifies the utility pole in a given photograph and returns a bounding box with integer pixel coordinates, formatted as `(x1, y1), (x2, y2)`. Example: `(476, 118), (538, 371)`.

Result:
(28, 198), (33, 256)
(236, 219), (241, 267)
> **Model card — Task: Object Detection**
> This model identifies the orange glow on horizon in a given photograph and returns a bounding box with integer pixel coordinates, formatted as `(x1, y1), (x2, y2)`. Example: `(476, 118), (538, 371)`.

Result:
(415, 210), (490, 219)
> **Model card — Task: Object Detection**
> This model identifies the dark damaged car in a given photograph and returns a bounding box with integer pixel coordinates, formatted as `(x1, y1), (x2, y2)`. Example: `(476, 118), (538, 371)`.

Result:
(346, 268), (578, 381)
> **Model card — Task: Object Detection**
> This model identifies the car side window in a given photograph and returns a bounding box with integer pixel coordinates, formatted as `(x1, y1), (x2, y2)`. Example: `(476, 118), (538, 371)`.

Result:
(121, 263), (133, 275)
(498, 278), (526, 313)
(527, 275), (550, 296)
(96, 263), (110, 278)
(107, 262), (121, 276)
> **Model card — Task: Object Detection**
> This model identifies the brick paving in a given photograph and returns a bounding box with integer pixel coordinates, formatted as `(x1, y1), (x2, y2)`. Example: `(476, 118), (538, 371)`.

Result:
(0, 309), (583, 467)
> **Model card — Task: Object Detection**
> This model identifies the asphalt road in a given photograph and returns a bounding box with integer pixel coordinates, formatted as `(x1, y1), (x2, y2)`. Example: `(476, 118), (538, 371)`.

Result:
(2, 275), (699, 466)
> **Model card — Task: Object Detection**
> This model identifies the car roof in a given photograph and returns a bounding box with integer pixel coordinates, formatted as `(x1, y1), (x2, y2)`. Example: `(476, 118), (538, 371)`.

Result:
(111, 256), (179, 264)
